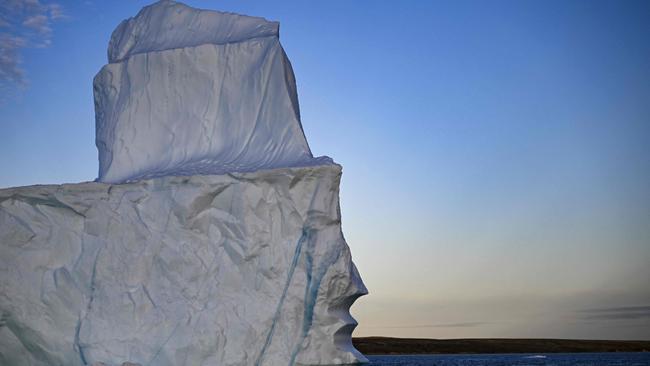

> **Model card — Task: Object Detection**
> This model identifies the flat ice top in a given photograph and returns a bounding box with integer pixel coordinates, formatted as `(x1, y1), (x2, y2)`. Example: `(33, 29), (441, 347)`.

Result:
(108, 0), (279, 63)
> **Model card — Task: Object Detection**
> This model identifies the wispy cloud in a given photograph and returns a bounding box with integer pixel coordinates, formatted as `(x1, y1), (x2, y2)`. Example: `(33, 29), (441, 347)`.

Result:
(48, 3), (66, 20)
(23, 15), (51, 35)
(0, 0), (66, 95)
(0, 35), (26, 84)
(366, 322), (489, 329)
(578, 305), (650, 320)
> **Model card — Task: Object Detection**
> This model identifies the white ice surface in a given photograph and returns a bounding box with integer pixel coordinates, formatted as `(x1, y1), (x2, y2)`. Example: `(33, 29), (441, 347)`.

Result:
(95, 0), (318, 184)
(0, 164), (368, 366)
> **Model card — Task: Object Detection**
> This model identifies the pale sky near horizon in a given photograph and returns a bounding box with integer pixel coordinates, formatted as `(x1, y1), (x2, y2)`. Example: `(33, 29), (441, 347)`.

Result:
(1, 0), (649, 340)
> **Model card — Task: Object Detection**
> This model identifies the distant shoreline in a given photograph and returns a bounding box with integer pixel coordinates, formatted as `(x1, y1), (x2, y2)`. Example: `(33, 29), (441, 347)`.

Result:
(353, 337), (650, 355)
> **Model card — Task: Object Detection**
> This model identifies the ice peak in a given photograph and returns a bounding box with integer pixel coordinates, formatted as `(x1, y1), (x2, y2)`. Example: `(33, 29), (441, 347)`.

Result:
(95, 1), (320, 184)
(108, 0), (279, 63)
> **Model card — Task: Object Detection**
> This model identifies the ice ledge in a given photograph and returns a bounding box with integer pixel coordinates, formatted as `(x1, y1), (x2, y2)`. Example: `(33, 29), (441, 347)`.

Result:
(108, 0), (279, 63)
(116, 156), (335, 184)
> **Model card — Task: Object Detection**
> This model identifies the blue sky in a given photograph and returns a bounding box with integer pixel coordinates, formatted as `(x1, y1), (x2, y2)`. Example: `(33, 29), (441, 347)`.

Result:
(1, 0), (649, 339)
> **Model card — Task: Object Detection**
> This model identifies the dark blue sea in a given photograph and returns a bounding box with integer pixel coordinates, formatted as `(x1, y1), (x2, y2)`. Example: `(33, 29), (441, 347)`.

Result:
(366, 353), (650, 366)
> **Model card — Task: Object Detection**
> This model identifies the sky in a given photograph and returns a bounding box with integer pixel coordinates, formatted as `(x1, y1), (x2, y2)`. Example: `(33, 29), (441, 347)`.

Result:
(1, 0), (649, 340)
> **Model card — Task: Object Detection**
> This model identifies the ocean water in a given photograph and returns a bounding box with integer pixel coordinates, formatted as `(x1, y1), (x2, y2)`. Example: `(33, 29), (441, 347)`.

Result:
(366, 353), (650, 366)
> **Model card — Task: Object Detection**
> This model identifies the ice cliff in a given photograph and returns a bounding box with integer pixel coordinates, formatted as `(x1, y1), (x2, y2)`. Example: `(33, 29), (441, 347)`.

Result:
(0, 1), (367, 365)
(0, 166), (367, 365)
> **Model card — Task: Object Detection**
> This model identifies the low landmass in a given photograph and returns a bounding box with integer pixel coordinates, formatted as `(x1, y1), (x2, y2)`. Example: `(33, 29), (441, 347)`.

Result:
(353, 337), (650, 354)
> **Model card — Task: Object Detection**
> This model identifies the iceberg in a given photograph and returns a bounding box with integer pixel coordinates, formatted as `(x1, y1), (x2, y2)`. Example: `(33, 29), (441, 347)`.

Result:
(95, 0), (319, 184)
(0, 1), (367, 365)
